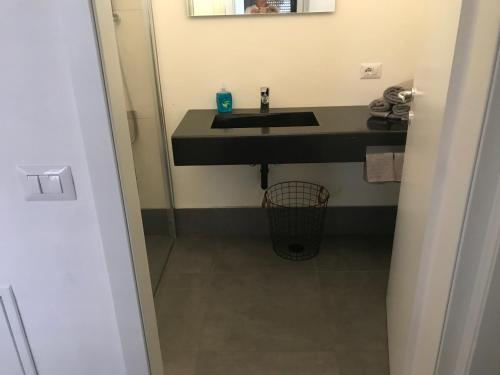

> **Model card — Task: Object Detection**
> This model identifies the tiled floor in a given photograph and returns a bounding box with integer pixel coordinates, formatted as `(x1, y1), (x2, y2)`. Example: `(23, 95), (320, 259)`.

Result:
(145, 235), (174, 291)
(154, 235), (393, 375)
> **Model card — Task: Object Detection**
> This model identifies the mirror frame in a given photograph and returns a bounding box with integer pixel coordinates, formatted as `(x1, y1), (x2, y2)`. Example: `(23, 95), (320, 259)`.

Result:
(187, 0), (336, 17)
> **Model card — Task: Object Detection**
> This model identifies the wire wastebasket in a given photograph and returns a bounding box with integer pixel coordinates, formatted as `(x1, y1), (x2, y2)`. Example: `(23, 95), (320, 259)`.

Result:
(262, 181), (330, 261)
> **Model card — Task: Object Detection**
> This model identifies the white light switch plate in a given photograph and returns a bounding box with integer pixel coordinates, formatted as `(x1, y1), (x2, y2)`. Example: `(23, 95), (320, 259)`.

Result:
(17, 166), (76, 201)
(360, 63), (382, 79)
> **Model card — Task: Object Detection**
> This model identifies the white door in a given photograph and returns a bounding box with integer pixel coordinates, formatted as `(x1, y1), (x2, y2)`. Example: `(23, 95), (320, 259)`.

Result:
(386, 0), (462, 370)
(387, 0), (499, 374)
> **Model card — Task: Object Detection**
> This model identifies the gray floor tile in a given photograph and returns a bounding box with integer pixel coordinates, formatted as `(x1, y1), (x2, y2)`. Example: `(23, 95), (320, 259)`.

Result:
(319, 271), (388, 351)
(200, 271), (328, 352)
(155, 285), (208, 353)
(196, 351), (340, 375)
(336, 350), (389, 375)
(316, 236), (393, 272)
(160, 272), (212, 290)
(163, 351), (198, 375)
(165, 236), (217, 274)
(145, 235), (173, 290)
(154, 235), (392, 374)
(214, 236), (316, 272)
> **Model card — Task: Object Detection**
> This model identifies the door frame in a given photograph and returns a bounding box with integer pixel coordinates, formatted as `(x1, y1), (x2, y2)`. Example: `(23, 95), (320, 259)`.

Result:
(436, 42), (500, 375)
(55, 0), (163, 374)
(88, 1), (164, 374)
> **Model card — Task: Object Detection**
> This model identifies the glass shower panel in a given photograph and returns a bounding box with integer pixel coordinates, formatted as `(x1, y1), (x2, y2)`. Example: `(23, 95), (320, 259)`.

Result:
(111, 0), (175, 292)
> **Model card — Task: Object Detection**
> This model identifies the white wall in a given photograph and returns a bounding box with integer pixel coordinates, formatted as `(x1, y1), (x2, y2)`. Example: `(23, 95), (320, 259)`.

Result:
(152, 0), (423, 209)
(0, 1), (149, 374)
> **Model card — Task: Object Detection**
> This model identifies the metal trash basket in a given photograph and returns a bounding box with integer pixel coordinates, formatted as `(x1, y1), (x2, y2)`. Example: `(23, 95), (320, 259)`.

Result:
(262, 181), (330, 261)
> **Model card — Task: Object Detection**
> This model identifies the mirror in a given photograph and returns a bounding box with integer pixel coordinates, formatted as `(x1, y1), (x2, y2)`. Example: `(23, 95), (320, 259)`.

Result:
(188, 0), (335, 17)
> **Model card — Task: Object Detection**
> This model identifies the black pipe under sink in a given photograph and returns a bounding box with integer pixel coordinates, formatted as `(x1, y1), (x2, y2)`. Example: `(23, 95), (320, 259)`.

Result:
(211, 111), (319, 129)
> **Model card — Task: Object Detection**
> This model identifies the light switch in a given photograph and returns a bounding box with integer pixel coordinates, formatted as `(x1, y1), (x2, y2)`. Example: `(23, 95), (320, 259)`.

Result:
(26, 175), (41, 194)
(39, 175), (63, 194)
(17, 166), (76, 201)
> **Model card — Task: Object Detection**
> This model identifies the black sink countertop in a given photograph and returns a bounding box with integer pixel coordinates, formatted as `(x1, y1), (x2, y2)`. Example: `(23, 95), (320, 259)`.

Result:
(172, 106), (407, 166)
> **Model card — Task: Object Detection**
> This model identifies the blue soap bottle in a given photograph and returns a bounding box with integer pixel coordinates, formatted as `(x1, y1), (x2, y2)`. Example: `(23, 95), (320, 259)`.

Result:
(216, 87), (232, 113)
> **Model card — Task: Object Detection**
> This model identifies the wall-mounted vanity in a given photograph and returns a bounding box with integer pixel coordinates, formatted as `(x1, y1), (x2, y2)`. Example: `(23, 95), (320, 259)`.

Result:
(172, 106), (407, 188)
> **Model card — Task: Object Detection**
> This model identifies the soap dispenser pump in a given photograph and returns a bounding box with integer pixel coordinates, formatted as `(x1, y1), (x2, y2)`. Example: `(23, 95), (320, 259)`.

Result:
(216, 86), (233, 113)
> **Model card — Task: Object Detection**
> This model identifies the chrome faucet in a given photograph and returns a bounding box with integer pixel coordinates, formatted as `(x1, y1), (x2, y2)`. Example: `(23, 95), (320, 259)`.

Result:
(260, 87), (269, 113)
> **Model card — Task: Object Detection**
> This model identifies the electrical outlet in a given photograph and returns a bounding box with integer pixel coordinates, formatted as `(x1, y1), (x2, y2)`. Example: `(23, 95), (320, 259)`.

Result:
(360, 63), (382, 79)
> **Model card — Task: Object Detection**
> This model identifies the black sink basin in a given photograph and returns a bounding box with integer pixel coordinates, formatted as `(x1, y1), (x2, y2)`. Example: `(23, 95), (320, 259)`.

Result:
(211, 111), (319, 129)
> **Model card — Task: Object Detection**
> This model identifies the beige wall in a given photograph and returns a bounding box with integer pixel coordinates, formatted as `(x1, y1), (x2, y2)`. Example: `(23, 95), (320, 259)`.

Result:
(152, 0), (423, 209)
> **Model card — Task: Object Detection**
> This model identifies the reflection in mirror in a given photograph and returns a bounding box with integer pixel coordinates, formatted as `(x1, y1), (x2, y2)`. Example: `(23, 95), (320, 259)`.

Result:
(188, 0), (335, 17)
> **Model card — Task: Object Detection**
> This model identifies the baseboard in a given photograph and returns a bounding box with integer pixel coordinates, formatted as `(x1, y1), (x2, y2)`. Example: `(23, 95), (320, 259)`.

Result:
(169, 206), (397, 236)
